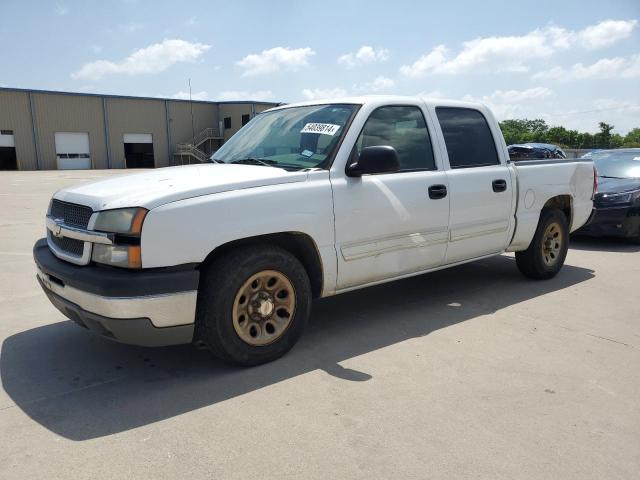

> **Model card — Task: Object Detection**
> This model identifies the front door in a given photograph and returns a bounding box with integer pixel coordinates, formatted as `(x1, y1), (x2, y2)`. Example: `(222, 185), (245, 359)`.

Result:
(331, 105), (450, 290)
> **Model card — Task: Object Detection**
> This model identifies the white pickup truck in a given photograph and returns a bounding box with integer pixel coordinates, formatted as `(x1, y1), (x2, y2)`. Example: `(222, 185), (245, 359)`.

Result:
(34, 96), (595, 365)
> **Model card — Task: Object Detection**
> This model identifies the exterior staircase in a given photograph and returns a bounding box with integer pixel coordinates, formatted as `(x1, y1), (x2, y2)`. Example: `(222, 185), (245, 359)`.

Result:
(173, 127), (223, 165)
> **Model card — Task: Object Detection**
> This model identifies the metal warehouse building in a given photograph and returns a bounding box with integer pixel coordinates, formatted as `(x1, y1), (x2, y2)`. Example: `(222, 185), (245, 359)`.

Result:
(0, 87), (279, 170)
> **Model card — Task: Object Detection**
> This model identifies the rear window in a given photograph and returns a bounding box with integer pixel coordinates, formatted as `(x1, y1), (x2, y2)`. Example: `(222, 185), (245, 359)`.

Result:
(436, 107), (500, 168)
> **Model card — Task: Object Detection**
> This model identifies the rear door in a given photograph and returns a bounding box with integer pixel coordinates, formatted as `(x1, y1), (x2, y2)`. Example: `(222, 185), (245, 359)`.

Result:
(433, 107), (514, 263)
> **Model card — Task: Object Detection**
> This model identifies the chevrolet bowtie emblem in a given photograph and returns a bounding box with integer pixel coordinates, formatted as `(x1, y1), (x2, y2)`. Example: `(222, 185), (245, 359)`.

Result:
(53, 222), (63, 238)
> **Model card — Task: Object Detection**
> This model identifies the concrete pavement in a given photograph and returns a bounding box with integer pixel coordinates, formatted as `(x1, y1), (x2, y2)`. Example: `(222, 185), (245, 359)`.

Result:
(1, 170), (639, 479)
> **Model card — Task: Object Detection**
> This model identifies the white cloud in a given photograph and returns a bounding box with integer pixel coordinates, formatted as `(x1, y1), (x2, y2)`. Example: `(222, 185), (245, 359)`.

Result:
(400, 19), (638, 77)
(533, 55), (640, 81)
(172, 90), (210, 101)
(236, 47), (315, 76)
(55, 2), (68, 15)
(169, 90), (275, 102)
(302, 77), (394, 99)
(543, 98), (640, 134)
(485, 87), (554, 103)
(400, 28), (565, 77)
(577, 19), (638, 49)
(71, 39), (211, 81)
(401, 45), (451, 77)
(217, 90), (274, 101)
(338, 46), (389, 68)
(463, 87), (554, 120)
(353, 76), (395, 93)
(301, 87), (348, 100)
(416, 90), (447, 99)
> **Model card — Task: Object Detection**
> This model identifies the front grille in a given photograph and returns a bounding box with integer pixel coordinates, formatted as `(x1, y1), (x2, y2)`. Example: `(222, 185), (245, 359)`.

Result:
(49, 232), (85, 257)
(50, 199), (93, 228)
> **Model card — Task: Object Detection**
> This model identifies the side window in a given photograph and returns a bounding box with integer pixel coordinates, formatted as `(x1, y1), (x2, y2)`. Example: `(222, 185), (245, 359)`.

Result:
(355, 106), (435, 171)
(435, 107), (499, 168)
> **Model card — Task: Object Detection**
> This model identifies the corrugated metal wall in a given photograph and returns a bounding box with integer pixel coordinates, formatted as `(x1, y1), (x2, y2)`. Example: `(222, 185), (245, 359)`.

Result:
(168, 101), (219, 146)
(31, 92), (108, 170)
(0, 88), (278, 170)
(0, 90), (38, 170)
(255, 103), (276, 114)
(105, 98), (169, 168)
(219, 103), (254, 141)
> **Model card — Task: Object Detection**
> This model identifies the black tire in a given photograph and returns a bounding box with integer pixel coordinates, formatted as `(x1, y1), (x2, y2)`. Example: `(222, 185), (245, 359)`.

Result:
(516, 208), (569, 280)
(196, 245), (311, 366)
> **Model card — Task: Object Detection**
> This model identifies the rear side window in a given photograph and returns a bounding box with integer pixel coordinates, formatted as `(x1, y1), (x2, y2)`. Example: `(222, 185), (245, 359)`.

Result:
(436, 107), (499, 168)
(355, 106), (436, 171)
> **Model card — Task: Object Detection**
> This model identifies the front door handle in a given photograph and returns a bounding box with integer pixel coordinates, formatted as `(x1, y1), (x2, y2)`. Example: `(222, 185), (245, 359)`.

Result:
(492, 179), (507, 192)
(428, 184), (447, 199)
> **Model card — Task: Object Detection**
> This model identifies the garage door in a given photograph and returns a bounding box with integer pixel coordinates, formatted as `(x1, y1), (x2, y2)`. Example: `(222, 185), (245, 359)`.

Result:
(123, 133), (152, 144)
(0, 130), (17, 170)
(124, 133), (154, 168)
(54, 132), (91, 170)
(0, 130), (15, 147)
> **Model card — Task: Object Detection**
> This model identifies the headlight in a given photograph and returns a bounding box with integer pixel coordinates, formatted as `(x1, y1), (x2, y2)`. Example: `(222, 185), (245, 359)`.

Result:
(93, 207), (147, 234)
(91, 207), (147, 269)
(600, 190), (640, 205)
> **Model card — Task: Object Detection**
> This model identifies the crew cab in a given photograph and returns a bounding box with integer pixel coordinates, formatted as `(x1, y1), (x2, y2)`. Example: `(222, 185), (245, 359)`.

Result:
(34, 96), (595, 365)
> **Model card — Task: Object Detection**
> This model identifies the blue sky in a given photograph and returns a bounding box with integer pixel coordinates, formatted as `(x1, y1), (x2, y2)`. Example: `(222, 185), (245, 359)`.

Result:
(1, 0), (639, 133)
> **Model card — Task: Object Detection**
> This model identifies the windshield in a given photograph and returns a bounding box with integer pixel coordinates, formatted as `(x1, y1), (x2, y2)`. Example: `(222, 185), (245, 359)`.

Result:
(592, 150), (640, 178)
(212, 104), (359, 170)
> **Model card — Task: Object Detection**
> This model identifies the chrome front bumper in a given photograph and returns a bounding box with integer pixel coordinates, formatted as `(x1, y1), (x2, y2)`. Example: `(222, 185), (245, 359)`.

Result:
(37, 267), (197, 329)
(34, 238), (200, 347)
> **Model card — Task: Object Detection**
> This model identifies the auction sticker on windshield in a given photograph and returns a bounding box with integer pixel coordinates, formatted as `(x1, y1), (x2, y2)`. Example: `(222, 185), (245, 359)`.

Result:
(300, 123), (341, 136)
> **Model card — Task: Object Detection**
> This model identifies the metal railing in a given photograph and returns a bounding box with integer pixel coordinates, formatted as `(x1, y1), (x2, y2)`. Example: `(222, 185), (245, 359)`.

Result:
(174, 143), (209, 163)
(191, 127), (222, 147)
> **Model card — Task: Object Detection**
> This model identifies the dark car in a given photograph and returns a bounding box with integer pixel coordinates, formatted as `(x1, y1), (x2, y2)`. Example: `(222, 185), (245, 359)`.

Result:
(576, 148), (640, 242)
(508, 143), (566, 160)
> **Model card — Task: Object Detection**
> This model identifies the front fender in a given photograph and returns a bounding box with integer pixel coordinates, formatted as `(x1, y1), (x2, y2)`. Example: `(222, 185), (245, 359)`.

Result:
(140, 172), (337, 294)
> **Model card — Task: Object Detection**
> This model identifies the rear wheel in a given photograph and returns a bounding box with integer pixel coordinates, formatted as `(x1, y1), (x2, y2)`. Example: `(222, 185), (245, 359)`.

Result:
(516, 208), (569, 280)
(196, 245), (311, 366)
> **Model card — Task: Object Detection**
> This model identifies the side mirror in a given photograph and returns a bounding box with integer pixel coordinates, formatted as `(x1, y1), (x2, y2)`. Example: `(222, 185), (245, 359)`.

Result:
(346, 145), (400, 177)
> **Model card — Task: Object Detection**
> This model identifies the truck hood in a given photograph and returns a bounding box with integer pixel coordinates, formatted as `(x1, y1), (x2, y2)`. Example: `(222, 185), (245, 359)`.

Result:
(54, 164), (309, 211)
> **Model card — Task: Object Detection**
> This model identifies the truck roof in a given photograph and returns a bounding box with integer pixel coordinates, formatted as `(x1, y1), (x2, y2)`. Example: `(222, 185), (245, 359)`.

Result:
(265, 95), (487, 112)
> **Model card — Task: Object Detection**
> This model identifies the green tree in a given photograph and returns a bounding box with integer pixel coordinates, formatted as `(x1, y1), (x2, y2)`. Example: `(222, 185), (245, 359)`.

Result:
(500, 119), (639, 149)
(595, 122), (614, 148)
(499, 118), (549, 145)
(624, 128), (640, 147)
(610, 133), (624, 148)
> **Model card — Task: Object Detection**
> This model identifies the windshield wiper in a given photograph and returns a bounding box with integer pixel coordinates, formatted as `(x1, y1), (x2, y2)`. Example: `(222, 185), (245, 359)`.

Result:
(599, 175), (627, 179)
(230, 158), (279, 167)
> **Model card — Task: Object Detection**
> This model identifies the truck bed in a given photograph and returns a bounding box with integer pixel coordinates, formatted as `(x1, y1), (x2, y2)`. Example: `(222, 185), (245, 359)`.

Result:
(507, 159), (594, 251)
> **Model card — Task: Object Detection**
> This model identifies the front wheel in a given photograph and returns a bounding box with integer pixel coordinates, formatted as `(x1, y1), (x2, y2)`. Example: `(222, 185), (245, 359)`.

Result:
(196, 245), (312, 366)
(516, 208), (569, 280)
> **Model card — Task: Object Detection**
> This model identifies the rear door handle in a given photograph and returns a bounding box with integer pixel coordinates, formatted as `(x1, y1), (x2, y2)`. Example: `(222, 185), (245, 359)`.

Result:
(492, 179), (507, 193)
(428, 184), (447, 199)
